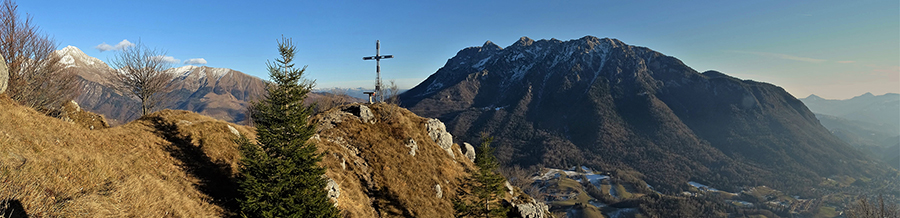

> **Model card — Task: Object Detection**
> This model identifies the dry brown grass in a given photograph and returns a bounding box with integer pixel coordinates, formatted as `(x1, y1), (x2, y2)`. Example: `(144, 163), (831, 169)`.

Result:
(0, 95), (536, 217)
(0, 94), (254, 217)
(312, 103), (478, 218)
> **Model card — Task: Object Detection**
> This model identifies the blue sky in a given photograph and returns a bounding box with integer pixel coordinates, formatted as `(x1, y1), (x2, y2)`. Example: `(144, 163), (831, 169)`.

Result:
(19, 0), (899, 99)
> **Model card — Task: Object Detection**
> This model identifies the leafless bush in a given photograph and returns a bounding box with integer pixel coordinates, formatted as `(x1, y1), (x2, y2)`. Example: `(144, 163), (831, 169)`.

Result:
(846, 195), (899, 218)
(385, 79), (401, 105)
(499, 165), (541, 197)
(105, 41), (174, 116)
(0, 0), (78, 112)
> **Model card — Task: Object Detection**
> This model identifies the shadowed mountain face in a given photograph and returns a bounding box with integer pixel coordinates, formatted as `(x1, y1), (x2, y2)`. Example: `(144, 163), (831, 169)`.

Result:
(399, 36), (892, 194)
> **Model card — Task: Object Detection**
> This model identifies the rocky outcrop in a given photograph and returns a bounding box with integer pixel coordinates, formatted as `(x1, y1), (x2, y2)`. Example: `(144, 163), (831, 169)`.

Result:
(462, 142), (476, 162)
(514, 201), (551, 218)
(425, 118), (455, 158)
(326, 177), (340, 205)
(357, 105), (375, 124)
(316, 105), (378, 132)
(57, 100), (109, 130)
(0, 55), (7, 94)
(343, 104), (375, 124)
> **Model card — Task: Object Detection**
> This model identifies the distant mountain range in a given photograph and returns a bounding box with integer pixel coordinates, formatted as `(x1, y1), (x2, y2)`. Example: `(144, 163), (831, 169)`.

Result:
(314, 87), (409, 101)
(800, 93), (900, 168)
(56, 46), (273, 125)
(399, 36), (896, 197)
(801, 93), (899, 131)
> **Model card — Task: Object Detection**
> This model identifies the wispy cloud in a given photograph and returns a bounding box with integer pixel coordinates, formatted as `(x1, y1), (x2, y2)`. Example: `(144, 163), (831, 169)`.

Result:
(95, 39), (135, 52)
(151, 55), (181, 64)
(731, 50), (826, 63)
(836, 60), (855, 64)
(184, 58), (207, 65)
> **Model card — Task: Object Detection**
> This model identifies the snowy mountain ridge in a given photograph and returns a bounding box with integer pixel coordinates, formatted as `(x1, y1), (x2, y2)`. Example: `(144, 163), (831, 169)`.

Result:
(55, 45), (107, 69)
(166, 65), (233, 82)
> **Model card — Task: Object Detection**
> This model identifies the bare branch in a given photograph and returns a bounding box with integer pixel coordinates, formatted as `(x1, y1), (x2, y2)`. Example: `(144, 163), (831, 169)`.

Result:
(0, 0), (78, 112)
(105, 41), (174, 116)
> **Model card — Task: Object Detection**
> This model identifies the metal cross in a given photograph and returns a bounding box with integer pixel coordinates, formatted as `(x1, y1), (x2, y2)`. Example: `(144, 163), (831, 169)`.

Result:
(363, 40), (393, 103)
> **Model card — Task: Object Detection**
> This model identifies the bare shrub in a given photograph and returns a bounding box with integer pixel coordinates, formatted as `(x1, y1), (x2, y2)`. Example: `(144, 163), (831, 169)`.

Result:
(385, 79), (401, 105)
(846, 195), (899, 218)
(105, 41), (174, 116)
(0, 0), (78, 112)
(499, 165), (541, 197)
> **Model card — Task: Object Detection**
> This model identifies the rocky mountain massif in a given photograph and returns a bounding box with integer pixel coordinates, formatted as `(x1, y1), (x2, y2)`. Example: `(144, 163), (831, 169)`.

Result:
(800, 93), (900, 169)
(56, 46), (266, 125)
(399, 36), (897, 201)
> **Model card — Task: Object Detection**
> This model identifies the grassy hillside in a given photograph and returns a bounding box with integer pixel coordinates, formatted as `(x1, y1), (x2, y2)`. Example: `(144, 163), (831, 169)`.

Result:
(0, 96), (547, 217)
(0, 94), (254, 217)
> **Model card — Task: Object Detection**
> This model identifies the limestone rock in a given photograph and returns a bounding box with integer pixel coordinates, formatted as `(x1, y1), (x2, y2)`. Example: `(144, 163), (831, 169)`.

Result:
(227, 125), (240, 136)
(405, 138), (418, 156)
(462, 142), (476, 162)
(0, 55), (6, 94)
(505, 180), (514, 196)
(342, 104), (375, 124)
(357, 105), (375, 124)
(515, 201), (550, 218)
(326, 177), (340, 204)
(318, 110), (352, 131)
(434, 184), (442, 199)
(425, 118), (455, 158)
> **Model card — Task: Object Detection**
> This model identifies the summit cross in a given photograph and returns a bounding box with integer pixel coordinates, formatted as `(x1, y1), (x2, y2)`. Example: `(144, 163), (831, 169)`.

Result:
(362, 40), (393, 103)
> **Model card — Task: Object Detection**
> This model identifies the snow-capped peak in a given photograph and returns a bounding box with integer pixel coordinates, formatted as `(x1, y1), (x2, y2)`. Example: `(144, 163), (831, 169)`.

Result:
(55, 45), (105, 68)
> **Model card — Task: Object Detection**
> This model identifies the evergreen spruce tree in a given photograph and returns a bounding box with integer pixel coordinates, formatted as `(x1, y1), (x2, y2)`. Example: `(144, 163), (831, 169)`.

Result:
(472, 136), (509, 217)
(236, 37), (340, 218)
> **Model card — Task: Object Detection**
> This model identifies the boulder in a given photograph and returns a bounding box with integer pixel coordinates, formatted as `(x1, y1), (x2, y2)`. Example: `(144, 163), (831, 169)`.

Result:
(405, 138), (418, 156)
(326, 177), (340, 204)
(425, 118), (455, 158)
(505, 180), (514, 196)
(0, 55), (7, 94)
(227, 125), (240, 136)
(342, 104), (375, 124)
(462, 142), (476, 162)
(434, 184), (442, 199)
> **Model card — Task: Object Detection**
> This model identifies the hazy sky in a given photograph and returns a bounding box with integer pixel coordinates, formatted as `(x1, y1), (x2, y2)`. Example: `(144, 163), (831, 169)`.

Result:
(19, 0), (899, 99)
